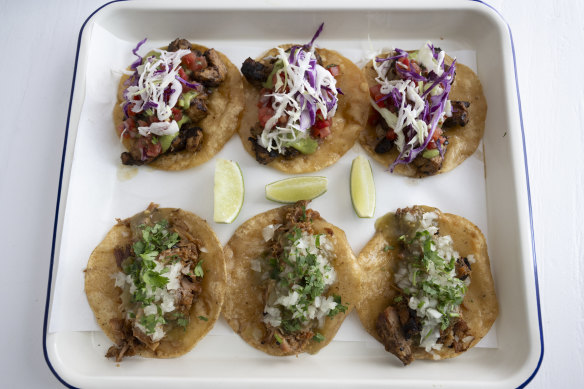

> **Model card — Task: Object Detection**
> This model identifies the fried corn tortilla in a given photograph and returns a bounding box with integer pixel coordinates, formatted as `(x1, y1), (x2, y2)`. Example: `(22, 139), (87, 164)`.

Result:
(356, 206), (498, 362)
(223, 202), (361, 356)
(239, 45), (369, 173)
(85, 205), (226, 359)
(113, 44), (244, 170)
(359, 55), (487, 177)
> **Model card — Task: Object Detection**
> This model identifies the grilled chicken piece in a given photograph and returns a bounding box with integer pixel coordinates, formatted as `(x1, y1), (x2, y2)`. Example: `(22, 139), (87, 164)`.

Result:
(186, 96), (208, 122)
(443, 101), (470, 127)
(194, 49), (227, 87)
(241, 57), (274, 87)
(170, 123), (203, 153)
(412, 153), (444, 175)
(168, 38), (192, 52)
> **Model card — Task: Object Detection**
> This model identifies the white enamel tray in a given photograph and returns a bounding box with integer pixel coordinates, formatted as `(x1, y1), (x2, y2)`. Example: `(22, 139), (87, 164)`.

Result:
(43, 1), (543, 388)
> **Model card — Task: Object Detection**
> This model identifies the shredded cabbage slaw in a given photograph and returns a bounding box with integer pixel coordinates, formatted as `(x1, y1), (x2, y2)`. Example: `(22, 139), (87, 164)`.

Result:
(372, 42), (456, 171)
(258, 24), (340, 154)
(122, 39), (200, 138)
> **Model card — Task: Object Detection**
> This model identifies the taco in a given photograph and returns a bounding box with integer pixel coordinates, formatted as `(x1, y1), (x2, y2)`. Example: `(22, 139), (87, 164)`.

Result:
(359, 42), (487, 177)
(113, 38), (244, 170)
(223, 201), (361, 355)
(356, 206), (497, 365)
(84, 203), (226, 361)
(238, 24), (369, 173)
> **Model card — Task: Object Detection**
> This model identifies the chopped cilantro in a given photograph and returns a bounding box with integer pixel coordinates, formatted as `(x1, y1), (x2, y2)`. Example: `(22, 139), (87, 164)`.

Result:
(198, 316), (209, 321)
(177, 317), (189, 329)
(263, 226), (343, 337)
(143, 270), (169, 288)
(312, 333), (325, 342)
(393, 296), (403, 303)
(397, 213), (470, 339)
(327, 294), (348, 317)
(139, 314), (166, 334)
(118, 219), (187, 339)
(274, 333), (283, 344)
(194, 260), (204, 278)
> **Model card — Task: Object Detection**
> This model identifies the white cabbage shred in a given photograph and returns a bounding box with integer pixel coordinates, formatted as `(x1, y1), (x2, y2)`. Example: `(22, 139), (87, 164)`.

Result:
(371, 41), (453, 156)
(259, 47), (338, 153)
(124, 48), (191, 137)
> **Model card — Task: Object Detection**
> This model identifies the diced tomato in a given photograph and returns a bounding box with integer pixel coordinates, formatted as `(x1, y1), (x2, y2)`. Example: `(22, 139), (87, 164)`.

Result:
(397, 57), (410, 69)
(116, 123), (128, 138)
(368, 110), (380, 126)
(183, 52), (207, 73)
(327, 65), (340, 77)
(313, 118), (331, 130)
(410, 61), (422, 75)
(386, 129), (397, 140)
(311, 125), (331, 139)
(172, 107), (183, 121)
(123, 118), (136, 132)
(191, 56), (207, 73)
(137, 120), (148, 127)
(178, 67), (187, 80)
(146, 141), (162, 157)
(127, 103), (136, 117)
(369, 84), (382, 99)
(369, 84), (386, 107)
(181, 53), (196, 69)
(431, 127), (443, 141)
(258, 104), (275, 127)
(437, 135), (446, 147)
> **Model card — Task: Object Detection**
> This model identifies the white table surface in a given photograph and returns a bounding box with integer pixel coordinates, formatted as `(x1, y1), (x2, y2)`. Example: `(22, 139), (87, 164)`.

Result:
(1, 0), (581, 387)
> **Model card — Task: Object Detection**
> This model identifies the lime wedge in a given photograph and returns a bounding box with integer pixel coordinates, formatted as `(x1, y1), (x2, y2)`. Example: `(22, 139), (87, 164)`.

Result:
(214, 159), (244, 224)
(350, 155), (375, 218)
(265, 176), (328, 203)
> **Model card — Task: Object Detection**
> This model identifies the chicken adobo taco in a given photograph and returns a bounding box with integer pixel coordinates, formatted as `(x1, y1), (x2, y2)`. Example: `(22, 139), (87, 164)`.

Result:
(360, 42), (487, 177)
(113, 38), (244, 170)
(356, 206), (497, 365)
(239, 24), (369, 173)
(85, 203), (226, 361)
(223, 201), (361, 355)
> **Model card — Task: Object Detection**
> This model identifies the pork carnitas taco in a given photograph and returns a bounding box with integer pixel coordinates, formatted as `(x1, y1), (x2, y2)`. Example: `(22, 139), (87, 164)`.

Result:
(113, 38), (244, 170)
(356, 206), (497, 365)
(360, 42), (487, 177)
(238, 24), (369, 173)
(84, 203), (226, 361)
(223, 201), (361, 355)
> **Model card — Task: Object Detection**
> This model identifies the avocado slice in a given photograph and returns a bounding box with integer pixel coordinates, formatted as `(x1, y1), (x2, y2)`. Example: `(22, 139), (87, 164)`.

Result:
(178, 91), (199, 109)
(263, 59), (285, 89)
(160, 133), (179, 153)
(287, 137), (318, 155)
(422, 149), (439, 159)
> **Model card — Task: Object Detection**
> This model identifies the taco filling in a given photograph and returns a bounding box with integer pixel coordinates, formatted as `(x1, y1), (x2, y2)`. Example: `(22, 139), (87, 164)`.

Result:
(252, 202), (348, 353)
(368, 42), (471, 175)
(377, 206), (474, 365)
(240, 24), (341, 165)
(117, 38), (228, 165)
(105, 206), (206, 361)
